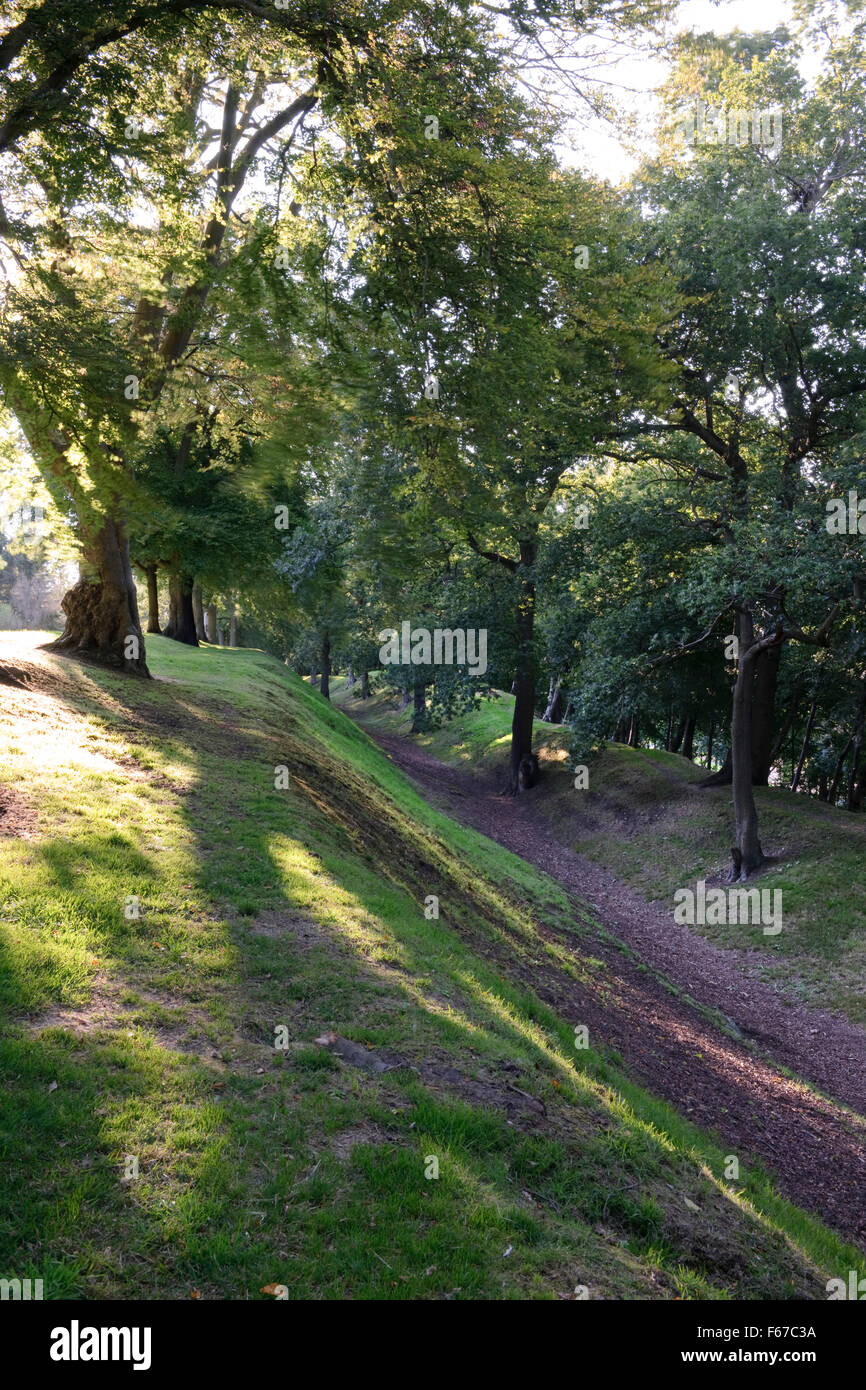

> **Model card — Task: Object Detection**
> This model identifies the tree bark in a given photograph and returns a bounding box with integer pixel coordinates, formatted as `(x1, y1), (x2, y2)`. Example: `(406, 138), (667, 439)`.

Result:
(706, 718), (714, 770)
(228, 604), (237, 648)
(791, 693), (818, 793)
(670, 715), (687, 754)
(360, 670), (369, 698)
(319, 632), (330, 701)
(346, 664), (355, 688)
(411, 680), (426, 733)
(845, 679), (866, 812)
(700, 651), (782, 788)
(192, 581), (207, 642)
(751, 644), (781, 784)
(729, 610), (764, 879)
(701, 746), (731, 786)
(769, 674), (804, 768)
(828, 738), (852, 806)
(309, 664), (318, 687)
(166, 581), (179, 636)
(627, 715), (639, 748)
(681, 716), (695, 761)
(507, 544), (537, 794)
(49, 516), (149, 674)
(144, 565), (161, 635)
(542, 675), (564, 724)
(164, 574), (198, 646)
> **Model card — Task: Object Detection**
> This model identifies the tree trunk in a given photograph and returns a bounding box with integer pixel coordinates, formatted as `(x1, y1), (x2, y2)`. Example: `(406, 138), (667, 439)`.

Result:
(769, 674), (804, 768)
(50, 516), (149, 675)
(845, 680), (866, 812)
(701, 745), (731, 786)
(205, 603), (218, 643)
(706, 718), (714, 770)
(320, 632), (330, 701)
(411, 680), (426, 733)
(670, 716), (687, 754)
(681, 716), (695, 761)
(228, 604), (237, 647)
(699, 651), (782, 788)
(360, 670), (369, 698)
(665, 709), (675, 752)
(627, 715), (639, 748)
(164, 574), (199, 646)
(192, 582), (207, 642)
(542, 675), (564, 724)
(507, 546), (537, 794)
(309, 665), (318, 686)
(828, 738), (853, 806)
(398, 686), (412, 711)
(791, 693), (818, 793)
(729, 610), (764, 880)
(144, 565), (161, 635)
(166, 580), (179, 636)
(346, 664), (355, 687)
(750, 644), (781, 784)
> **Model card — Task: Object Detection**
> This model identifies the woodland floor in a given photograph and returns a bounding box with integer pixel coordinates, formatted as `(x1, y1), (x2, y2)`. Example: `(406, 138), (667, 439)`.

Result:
(346, 709), (866, 1248)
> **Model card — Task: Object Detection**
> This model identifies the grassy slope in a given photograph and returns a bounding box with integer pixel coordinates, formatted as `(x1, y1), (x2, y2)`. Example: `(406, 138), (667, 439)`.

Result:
(333, 678), (866, 1026)
(1, 636), (862, 1302)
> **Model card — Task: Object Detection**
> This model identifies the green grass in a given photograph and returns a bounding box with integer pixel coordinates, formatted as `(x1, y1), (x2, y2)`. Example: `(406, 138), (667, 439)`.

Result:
(333, 677), (866, 1025)
(0, 633), (862, 1300)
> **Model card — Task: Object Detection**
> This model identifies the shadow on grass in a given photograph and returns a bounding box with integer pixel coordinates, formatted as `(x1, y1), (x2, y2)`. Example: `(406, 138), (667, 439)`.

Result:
(0, 640), (862, 1298)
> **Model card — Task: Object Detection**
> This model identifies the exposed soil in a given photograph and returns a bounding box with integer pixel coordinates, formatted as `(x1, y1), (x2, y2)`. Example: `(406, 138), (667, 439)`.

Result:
(351, 716), (866, 1249)
(0, 783), (37, 837)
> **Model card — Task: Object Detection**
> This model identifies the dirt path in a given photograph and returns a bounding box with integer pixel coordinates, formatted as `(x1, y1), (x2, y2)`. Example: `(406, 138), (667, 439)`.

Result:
(353, 714), (866, 1248)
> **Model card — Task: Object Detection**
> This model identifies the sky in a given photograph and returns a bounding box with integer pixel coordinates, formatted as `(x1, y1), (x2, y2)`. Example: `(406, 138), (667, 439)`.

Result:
(557, 0), (794, 181)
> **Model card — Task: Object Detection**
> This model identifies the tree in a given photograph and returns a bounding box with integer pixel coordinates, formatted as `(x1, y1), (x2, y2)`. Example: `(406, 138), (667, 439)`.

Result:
(620, 10), (866, 871)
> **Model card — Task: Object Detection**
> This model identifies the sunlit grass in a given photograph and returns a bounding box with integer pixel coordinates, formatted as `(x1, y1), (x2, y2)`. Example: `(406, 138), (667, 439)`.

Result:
(0, 632), (861, 1299)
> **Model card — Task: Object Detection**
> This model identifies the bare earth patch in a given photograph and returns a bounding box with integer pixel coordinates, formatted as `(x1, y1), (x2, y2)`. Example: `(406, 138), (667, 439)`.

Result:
(0, 782), (37, 838)
(248, 910), (325, 946)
